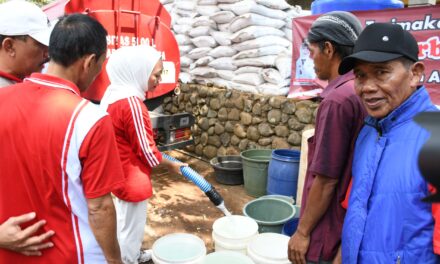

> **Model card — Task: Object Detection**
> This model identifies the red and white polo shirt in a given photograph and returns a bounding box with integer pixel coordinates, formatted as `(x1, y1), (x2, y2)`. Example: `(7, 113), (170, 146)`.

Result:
(0, 73), (125, 263)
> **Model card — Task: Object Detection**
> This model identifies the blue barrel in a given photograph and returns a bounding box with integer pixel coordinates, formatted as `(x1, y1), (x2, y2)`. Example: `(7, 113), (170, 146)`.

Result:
(311, 0), (404, 15)
(267, 149), (300, 200)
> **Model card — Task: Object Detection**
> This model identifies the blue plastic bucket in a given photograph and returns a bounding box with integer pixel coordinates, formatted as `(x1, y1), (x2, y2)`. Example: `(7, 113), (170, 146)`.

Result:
(282, 217), (300, 237)
(267, 149), (300, 200)
(311, 0), (403, 15)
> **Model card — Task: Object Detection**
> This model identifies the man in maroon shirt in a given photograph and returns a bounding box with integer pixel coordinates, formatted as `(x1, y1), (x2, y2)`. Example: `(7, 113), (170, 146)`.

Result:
(288, 11), (366, 264)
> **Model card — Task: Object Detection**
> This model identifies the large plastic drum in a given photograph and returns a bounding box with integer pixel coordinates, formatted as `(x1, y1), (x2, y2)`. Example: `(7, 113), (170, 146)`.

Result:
(311, 0), (404, 14)
(267, 149), (300, 200)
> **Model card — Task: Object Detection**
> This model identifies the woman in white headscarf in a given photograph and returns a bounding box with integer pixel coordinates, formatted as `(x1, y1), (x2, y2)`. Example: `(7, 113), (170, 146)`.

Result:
(101, 45), (184, 264)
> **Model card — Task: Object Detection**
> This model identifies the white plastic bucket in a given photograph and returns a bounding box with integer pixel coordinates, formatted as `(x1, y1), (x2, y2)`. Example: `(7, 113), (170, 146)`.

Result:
(203, 250), (255, 264)
(247, 233), (291, 264)
(212, 215), (258, 254)
(152, 233), (206, 264)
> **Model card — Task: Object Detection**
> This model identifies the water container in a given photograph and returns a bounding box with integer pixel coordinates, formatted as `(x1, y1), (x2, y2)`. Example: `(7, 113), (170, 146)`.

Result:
(282, 217), (299, 237)
(311, 0), (404, 15)
(243, 198), (295, 233)
(240, 149), (272, 197)
(212, 215), (259, 255)
(267, 149), (300, 200)
(259, 194), (295, 205)
(203, 251), (255, 264)
(210, 156), (243, 185)
(247, 233), (291, 264)
(152, 233), (206, 264)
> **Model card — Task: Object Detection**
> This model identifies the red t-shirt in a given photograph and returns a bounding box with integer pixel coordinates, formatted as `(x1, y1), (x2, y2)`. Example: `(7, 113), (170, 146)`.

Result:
(300, 72), (367, 262)
(0, 73), (125, 263)
(106, 96), (162, 202)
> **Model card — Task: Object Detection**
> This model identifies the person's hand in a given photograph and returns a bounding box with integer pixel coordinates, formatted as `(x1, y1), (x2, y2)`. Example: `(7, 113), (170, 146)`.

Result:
(168, 161), (187, 175)
(288, 229), (310, 264)
(0, 212), (55, 256)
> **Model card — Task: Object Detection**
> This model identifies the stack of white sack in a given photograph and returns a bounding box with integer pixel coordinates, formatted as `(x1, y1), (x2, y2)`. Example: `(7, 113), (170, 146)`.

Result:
(160, 0), (309, 96)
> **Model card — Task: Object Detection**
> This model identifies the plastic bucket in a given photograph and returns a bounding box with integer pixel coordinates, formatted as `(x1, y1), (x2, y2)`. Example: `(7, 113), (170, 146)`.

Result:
(267, 149), (300, 200)
(247, 233), (291, 264)
(259, 195), (294, 205)
(240, 149), (272, 197)
(152, 233), (206, 264)
(203, 251), (255, 264)
(243, 198), (295, 233)
(212, 215), (259, 255)
(210, 156), (243, 185)
(281, 218), (299, 237)
(311, 0), (403, 14)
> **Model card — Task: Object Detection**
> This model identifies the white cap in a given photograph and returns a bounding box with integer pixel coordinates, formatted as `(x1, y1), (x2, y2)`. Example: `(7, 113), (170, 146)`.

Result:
(0, 0), (53, 46)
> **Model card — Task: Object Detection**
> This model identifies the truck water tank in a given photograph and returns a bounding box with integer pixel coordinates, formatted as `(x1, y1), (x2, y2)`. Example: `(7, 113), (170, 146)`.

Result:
(311, 0), (404, 15)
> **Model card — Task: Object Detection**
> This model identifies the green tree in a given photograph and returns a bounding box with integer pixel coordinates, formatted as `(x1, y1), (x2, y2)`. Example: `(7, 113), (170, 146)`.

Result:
(0, 0), (54, 7)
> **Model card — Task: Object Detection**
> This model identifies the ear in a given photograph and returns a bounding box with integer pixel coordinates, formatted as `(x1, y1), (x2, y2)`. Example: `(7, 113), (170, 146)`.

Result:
(410, 62), (425, 88)
(82, 53), (96, 71)
(323, 41), (335, 57)
(1, 37), (15, 56)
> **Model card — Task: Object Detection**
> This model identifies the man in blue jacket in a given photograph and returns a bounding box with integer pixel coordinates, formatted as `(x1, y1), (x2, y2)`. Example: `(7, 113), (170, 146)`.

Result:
(338, 23), (439, 263)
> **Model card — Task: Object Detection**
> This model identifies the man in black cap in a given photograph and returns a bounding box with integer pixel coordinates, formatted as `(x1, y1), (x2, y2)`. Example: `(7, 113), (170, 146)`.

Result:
(340, 23), (440, 263)
(288, 11), (366, 264)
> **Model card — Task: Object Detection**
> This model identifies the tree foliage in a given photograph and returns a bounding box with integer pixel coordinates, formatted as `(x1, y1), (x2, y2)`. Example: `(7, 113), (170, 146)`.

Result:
(0, 0), (54, 7)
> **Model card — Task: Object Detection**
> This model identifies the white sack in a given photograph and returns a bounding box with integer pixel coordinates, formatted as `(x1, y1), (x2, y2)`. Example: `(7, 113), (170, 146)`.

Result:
(197, 5), (221, 16)
(233, 72), (265, 86)
(210, 31), (232, 46)
(235, 66), (261, 74)
(228, 0), (287, 20)
(231, 25), (285, 43)
(216, 70), (234, 80)
(232, 46), (287, 59)
(175, 34), (192, 45)
(179, 72), (192, 83)
(190, 56), (214, 69)
(255, 0), (291, 10)
(210, 11), (235, 24)
(233, 55), (277, 67)
(192, 67), (218, 78)
(189, 26), (211, 37)
(233, 35), (291, 51)
(275, 52), (292, 79)
(208, 46), (237, 58)
(258, 83), (290, 95)
(191, 36), (217, 48)
(229, 13), (285, 33)
(176, 17), (194, 25)
(217, 23), (231, 32)
(260, 68), (287, 85)
(187, 47), (211, 59)
(198, 0), (217, 4)
(173, 24), (192, 34)
(175, 1), (196, 11)
(230, 82), (259, 93)
(179, 45), (195, 56)
(192, 16), (217, 29)
(180, 56), (194, 68)
(208, 57), (237, 70)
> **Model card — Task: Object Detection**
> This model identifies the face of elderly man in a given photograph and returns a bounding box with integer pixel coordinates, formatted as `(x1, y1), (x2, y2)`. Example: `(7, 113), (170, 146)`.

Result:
(353, 59), (424, 119)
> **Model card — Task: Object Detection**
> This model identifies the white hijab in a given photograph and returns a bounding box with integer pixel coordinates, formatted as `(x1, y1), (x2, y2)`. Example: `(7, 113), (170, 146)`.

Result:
(100, 45), (161, 110)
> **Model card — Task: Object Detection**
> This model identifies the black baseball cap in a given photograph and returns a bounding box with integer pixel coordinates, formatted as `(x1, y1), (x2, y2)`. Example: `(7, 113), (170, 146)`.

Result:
(339, 23), (419, 74)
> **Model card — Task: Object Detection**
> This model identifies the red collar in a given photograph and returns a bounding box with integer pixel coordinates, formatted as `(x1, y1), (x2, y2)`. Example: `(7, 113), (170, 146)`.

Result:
(0, 71), (22, 83)
(24, 73), (81, 95)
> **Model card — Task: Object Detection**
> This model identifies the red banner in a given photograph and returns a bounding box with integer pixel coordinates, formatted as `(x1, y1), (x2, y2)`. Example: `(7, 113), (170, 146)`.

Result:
(289, 5), (440, 105)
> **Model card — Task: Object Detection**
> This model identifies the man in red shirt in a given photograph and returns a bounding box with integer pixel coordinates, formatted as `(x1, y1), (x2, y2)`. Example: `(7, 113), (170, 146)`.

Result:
(0, 1), (51, 87)
(0, 14), (125, 264)
(288, 11), (366, 264)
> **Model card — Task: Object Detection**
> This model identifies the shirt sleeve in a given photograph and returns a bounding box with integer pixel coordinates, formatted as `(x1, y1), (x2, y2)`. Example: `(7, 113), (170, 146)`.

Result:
(79, 116), (125, 199)
(308, 99), (355, 179)
(122, 96), (162, 168)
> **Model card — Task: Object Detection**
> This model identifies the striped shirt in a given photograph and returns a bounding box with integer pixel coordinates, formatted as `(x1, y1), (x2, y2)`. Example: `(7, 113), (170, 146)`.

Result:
(106, 96), (162, 202)
(0, 73), (125, 263)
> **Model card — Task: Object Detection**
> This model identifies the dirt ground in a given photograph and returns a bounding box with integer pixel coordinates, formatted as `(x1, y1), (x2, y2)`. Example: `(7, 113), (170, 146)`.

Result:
(141, 150), (255, 263)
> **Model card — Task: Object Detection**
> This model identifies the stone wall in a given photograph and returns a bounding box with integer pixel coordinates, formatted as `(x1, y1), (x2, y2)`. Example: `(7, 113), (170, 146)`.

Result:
(163, 83), (318, 159)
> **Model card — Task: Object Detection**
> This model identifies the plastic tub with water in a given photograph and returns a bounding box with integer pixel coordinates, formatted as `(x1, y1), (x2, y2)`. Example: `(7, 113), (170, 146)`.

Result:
(247, 233), (291, 264)
(203, 250), (255, 264)
(212, 215), (259, 254)
(243, 197), (295, 233)
(210, 156), (243, 185)
(152, 233), (206, 264)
